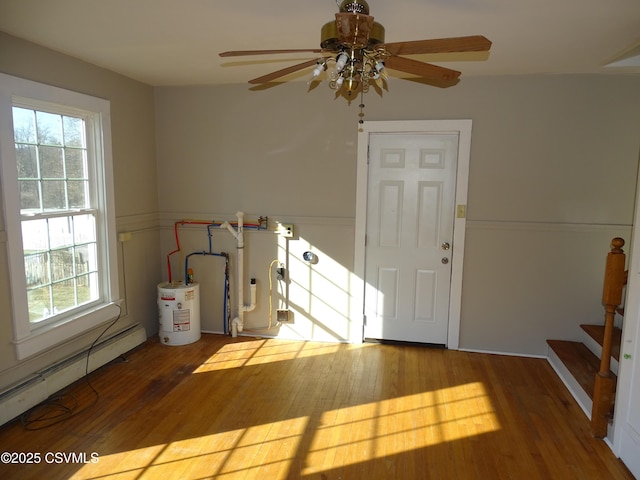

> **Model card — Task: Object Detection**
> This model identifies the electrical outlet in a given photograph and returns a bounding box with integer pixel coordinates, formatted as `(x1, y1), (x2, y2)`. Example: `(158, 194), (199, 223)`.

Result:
(276, 266), (285, 280)
(277, 309), (292, 323)
(276, 223), (294, 238)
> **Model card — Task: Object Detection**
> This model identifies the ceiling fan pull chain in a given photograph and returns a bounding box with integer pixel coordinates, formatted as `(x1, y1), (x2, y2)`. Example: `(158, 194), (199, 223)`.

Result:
(358, 90), (365, 131)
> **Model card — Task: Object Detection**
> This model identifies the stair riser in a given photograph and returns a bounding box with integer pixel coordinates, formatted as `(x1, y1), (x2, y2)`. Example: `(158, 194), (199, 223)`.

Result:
(547, 347), (592, 419)
(582, 331), (620, 376)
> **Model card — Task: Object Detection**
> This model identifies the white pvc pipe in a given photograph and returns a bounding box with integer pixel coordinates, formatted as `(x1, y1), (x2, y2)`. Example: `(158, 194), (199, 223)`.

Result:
(236, 212), (244, 335)
(246, 281), (257, 312)
(223, 212), (257, 337)
(232, 212), (244, 336)
(221, 220), (237, 238)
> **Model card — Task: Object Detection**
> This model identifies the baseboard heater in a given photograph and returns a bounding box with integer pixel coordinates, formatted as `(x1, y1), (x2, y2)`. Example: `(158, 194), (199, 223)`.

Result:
(0, 323), (147, 427)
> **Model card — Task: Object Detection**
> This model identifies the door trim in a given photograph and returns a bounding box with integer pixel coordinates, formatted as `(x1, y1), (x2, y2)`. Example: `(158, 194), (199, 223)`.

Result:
(353, 120), (472, 349)
(612, 156), (640, 477)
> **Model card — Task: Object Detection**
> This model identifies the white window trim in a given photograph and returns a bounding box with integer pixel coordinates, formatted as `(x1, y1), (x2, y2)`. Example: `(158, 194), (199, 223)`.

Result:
(0, 73), (120, 360)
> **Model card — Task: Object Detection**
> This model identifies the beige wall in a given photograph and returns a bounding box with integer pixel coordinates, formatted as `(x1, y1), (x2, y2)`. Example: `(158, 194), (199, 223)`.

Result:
(0, 33), (161, 391)
(155, 75), (640, 355)
(1, 31), (639, 397)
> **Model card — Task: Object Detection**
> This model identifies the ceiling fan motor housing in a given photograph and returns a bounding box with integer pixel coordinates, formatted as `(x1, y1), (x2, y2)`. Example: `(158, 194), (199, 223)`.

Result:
(320, 17), (385, 50)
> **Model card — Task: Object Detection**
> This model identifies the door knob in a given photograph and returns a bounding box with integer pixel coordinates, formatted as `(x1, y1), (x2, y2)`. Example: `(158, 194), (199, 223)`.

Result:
(442, 257), (449, 264)
(441, 242), (450, 250)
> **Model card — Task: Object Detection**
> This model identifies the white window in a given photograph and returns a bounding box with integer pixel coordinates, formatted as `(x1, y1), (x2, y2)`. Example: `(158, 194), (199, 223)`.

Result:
(0, 73), (120, 360)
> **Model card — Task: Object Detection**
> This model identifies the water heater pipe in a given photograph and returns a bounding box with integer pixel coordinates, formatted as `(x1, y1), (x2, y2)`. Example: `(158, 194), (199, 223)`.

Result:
(166, 218), (265, 283)
(221, 211), (257, 337)
(184, 251), (230, 334)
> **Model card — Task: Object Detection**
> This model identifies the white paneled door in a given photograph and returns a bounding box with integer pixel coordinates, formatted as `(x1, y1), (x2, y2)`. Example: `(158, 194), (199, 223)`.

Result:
(363, 132), (460, 345)
(616, 313), (640, 478)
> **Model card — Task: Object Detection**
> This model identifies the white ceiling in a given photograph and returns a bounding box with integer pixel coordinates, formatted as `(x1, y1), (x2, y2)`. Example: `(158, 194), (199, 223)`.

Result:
(1, 0), (639, 87)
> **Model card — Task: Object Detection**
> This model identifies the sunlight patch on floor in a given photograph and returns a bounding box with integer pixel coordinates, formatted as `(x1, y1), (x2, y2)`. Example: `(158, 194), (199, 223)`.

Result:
(75, 382), (498, 478)
(71, 444), (168, 479)
(193, 339), (349, 373)
(302, 383), (500, 475)
(75, 417), (309, 479)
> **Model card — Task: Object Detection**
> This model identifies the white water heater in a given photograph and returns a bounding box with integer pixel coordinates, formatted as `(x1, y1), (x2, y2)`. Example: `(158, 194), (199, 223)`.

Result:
(158, 282), (201, 345)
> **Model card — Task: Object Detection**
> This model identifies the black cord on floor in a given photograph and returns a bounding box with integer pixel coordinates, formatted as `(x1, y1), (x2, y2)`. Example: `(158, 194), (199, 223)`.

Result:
(20, 304), (122, 430)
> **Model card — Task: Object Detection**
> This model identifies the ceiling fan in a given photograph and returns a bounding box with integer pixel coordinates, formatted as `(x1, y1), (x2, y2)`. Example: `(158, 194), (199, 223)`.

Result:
(219, 0), (492, 99)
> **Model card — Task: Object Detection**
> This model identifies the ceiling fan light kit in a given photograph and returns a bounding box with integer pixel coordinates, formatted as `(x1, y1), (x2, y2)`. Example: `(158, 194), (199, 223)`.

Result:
(219, 0), (491, 118)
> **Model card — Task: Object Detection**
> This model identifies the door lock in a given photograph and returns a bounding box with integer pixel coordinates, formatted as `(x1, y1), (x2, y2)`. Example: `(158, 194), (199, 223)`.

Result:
(442, 257), (449, 264)
(441, 242), (450, 250)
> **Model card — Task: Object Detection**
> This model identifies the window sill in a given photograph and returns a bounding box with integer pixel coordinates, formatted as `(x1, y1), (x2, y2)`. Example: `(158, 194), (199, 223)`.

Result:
(13, 302), (122, 360)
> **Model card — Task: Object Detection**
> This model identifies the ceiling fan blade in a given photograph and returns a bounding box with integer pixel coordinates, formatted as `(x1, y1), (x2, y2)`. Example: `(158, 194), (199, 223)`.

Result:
(248, 58), (322, 84)
(384, 56), (461, 82)
(220, 49), (322, 57)
(383, 35), (491, 56)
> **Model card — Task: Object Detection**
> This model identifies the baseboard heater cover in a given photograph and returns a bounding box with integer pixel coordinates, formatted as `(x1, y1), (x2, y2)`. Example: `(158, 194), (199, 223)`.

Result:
(0, 323), (147, 427)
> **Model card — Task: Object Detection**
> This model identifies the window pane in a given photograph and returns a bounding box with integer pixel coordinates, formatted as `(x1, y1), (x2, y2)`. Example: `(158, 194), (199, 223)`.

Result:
(65, 148), (86, 178)
(81, 272), (99, 304)
(39, 145), (64, 178)
(22, 218), (49, 252)
(19, 180), (40, 211)
(22, 213), (101, 324)
(75, 243), (97, 273)
(24, 252), (50, 288)
(52, 279), (76, 313)
(51, 248), (74, 282)
(36, 111), (63, 146)
(49, 217), (73, 250)
(42, 180), (66, 210)
(28, 285), (52, 322)
(63, 116), (84, 147)
(16, 144), (38, 178)
(67, 180), (87, 208)
(12, 107), (36, 143)
(73, 214), (96, 244)
(77, 273), (94, 304)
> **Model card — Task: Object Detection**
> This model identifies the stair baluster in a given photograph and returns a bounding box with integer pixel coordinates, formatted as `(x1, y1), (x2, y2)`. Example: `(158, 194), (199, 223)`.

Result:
(591, 237), (626, 437)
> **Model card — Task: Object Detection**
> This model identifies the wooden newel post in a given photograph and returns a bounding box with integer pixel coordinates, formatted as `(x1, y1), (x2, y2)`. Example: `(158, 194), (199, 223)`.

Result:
(591, 237), (625, 438)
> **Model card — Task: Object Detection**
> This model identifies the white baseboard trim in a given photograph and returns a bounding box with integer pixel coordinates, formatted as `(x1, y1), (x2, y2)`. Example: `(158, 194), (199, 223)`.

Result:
(200, 329), (225, 335)
(457, 347), (547, 359)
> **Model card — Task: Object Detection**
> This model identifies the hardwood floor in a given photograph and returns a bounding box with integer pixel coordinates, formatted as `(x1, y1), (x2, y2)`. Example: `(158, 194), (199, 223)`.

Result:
(0, 334), (634, 479)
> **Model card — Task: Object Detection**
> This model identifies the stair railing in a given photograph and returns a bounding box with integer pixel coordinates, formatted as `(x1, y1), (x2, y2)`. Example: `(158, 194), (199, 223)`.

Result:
(591, 237), (626, 437)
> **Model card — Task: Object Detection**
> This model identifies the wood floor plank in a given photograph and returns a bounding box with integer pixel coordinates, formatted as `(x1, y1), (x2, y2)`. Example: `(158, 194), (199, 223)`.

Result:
(0, 334), (634, 480)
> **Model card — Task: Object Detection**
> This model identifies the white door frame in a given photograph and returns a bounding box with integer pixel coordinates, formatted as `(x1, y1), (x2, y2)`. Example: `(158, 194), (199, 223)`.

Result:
(353, 120), (472, 348)
(612, 163), (640, 476)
